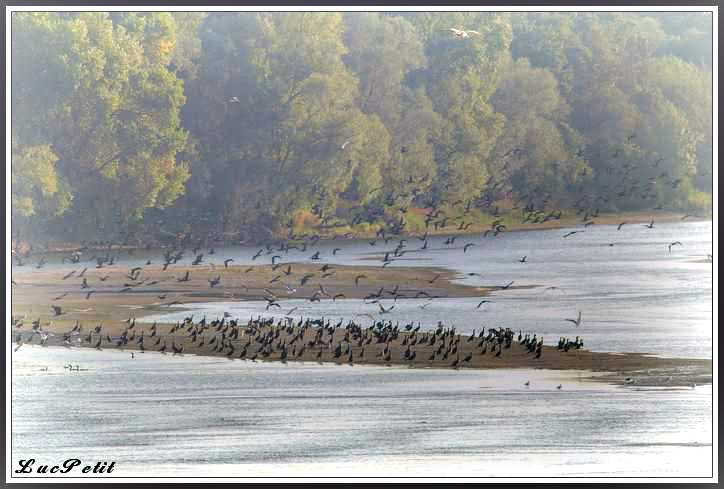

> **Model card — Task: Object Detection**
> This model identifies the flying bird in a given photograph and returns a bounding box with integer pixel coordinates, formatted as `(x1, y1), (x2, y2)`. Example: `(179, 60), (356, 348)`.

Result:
(378, 303), (395, 314)
(447, 27), (481, 38)
(668, 241), (682, 253)
(565, 311), (582, 327)
(428, 274), (441, 284)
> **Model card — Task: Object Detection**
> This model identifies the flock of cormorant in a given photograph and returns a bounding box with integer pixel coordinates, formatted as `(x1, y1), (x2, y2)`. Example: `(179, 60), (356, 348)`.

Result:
(11, 132), (711, 369)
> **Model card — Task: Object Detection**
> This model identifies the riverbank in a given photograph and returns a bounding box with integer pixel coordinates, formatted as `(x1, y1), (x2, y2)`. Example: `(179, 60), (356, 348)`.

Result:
(12, 209), (709, 255)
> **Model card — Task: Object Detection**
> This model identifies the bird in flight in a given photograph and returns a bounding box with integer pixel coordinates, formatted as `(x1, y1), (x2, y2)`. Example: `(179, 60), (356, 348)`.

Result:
(668, 241), (682, 253)
(428, 274), (441, 284)
(476, 299), (492, 309)
(519, 256), (527, 263)
(565, 311), (582, 327)
(617, 222), (627, 231)
(563, 231), (583, 238)
(224, 258), (234, 269)
(447, 27), (481, 38)
(378, 303), (395, 314)
(463, 243), (475, 253)
(498, 281), (514, 290)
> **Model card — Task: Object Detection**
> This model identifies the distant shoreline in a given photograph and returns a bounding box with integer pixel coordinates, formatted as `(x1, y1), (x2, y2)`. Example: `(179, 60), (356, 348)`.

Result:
(12, 210), (711, 256)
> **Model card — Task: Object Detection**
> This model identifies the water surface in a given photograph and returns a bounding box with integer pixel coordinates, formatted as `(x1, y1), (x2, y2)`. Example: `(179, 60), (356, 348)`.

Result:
(11, 347), (713, 478)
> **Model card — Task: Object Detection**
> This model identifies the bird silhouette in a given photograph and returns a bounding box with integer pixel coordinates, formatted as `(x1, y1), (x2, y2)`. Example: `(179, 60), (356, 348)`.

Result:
(378, 303), (395, 314)
(565, 311), (582, 327)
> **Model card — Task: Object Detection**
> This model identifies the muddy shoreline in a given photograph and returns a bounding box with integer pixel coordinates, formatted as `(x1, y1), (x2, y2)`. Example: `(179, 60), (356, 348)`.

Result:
(11, 260), (712, 388)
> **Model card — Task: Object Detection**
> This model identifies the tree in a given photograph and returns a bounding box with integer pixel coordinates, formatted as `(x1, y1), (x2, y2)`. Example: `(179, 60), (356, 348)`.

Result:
(11, 12), (192, 239)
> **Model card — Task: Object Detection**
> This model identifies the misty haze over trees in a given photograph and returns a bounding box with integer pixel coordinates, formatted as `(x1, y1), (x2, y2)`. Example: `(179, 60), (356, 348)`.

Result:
(11, 11), (713, 245)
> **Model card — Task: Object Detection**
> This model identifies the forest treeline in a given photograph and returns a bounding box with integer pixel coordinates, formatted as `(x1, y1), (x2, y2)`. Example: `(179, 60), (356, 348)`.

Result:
(11, 11), (713, 244)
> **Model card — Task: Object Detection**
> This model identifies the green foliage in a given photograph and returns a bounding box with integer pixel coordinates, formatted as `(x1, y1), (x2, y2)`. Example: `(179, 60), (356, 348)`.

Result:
(11, 144), (72, 218)
(10, 12), (713, 241)
(12, 12), (192, 238)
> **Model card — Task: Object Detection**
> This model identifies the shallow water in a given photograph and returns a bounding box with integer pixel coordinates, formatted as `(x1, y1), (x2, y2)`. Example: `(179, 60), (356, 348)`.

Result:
(130, 220), (713, 359)
(10, 347), (713, 478)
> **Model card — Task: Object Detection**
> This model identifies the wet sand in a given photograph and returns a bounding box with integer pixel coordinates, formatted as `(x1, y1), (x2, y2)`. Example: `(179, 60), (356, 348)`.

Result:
(10, 261), (712, 388)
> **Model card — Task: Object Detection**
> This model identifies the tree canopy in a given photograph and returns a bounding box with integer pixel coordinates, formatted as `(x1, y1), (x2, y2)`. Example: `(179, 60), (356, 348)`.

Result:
(11, 11), (713, 243)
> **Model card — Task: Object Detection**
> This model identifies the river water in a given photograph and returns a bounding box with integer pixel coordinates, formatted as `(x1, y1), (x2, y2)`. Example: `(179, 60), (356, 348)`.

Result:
(10, 347), (713, 478)
(128, 220), (713, 359)
(9, 220), (715, 478)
